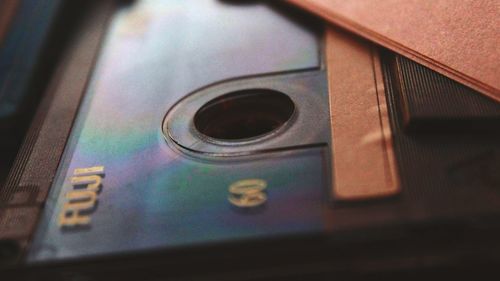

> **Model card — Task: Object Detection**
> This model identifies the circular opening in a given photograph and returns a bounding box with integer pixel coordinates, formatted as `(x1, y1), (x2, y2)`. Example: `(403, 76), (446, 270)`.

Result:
(194, 89), (295, 141)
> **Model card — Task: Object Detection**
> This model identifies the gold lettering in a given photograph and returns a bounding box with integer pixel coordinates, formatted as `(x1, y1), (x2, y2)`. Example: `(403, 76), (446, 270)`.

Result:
(70, 175), (102, 192)
(73, 166), (104, 176)
(58, 166), (105, 228)
(58, 190), (97, 227)
(228, 179), (267, 208)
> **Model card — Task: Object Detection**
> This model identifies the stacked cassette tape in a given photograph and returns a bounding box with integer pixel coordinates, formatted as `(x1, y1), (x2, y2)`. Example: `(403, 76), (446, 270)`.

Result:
(0, 1), (499, 280)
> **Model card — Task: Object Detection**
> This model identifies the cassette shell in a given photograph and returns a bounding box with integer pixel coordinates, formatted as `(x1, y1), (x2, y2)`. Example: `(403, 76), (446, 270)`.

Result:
(163, 71), (330, 157)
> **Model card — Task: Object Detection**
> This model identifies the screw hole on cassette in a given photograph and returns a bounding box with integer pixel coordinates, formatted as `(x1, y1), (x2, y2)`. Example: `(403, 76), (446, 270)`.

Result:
(194, 89), (295, 141)
(0, 239), (21, 266)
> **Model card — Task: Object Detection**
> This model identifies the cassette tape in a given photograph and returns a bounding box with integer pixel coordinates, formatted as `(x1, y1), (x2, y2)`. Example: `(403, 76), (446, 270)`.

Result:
(1, 0), (500, 280)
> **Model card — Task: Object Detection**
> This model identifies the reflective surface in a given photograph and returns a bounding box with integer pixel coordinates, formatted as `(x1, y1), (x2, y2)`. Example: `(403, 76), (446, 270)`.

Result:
(29, 0), (327, 261)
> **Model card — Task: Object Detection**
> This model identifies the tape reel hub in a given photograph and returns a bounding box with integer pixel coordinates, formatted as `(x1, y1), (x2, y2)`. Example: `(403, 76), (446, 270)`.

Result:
(194, 89), (295, 141)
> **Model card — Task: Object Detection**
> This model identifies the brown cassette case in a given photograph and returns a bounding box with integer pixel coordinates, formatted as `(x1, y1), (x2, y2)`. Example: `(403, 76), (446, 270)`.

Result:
(287, 0), (500, 102)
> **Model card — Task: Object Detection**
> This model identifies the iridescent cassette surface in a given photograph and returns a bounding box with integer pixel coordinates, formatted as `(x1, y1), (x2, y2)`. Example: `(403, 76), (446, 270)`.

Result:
(28, 0), (330, 261)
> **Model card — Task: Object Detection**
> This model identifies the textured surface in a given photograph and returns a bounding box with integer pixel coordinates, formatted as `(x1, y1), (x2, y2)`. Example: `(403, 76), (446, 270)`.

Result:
(381, 50), (500, 221)
(288, 0), (500, 101)
(388, 55), (500, 132)
(0, 0), (113, 260)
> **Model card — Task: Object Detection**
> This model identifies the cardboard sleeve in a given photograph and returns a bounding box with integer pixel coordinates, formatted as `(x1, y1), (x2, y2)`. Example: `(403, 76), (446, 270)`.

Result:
(288, 0), (500, 102)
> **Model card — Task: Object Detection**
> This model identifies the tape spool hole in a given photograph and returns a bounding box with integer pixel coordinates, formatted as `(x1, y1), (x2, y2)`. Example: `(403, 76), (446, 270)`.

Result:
(194, 89), (294, 141)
